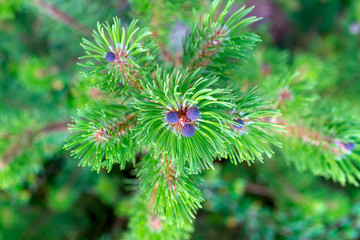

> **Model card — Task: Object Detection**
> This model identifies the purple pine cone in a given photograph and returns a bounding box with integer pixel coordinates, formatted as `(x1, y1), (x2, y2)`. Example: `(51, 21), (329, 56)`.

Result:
(232, 118), (244, 129)
(166, 111), (179, 124)
(186, 107), (200, 121)
(105, 52), (116, 62)
(182, 124), (195, 137)
(345, 142), (355, 151)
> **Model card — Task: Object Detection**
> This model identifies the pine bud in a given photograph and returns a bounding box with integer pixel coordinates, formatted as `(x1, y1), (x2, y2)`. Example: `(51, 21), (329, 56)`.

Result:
(166, 111), (179, 124)
(186, 107), (200, 121)
(105, 52), (116, 62)
(232, 118), (244, 129)
(182, 124), (195, 137)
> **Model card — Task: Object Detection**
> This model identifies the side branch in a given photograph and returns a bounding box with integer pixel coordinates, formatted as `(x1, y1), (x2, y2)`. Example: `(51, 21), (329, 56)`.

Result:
(0, 120), (71, 169)
(268, 117), (349, 157)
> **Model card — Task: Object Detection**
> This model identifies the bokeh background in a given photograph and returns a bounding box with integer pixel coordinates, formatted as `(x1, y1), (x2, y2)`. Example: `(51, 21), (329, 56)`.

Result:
(1, 0), (360, 239)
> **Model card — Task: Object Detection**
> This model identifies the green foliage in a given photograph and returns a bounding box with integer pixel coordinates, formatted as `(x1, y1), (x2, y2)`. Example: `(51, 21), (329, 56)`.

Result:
(70, 75), (112, 108)
(0, 113), (69, 190)
(0, 114), (42, 190)
(0, 0), (23, 20)
(16, 56), (60, 92)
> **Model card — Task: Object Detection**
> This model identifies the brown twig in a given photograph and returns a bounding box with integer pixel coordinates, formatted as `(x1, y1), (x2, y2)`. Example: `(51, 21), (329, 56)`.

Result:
(245, 181), (273, 199)
(150, 0), (172, 63)
(266, 116), (335, 153)
(152, 31), (172, 63)
(1, 130), (33, 169)
(32, 0), (92, 36)
(39, 121), (71, 134)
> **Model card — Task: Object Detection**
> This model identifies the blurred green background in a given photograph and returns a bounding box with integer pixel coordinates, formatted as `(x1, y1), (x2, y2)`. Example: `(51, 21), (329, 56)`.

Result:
(1, 0), (360, 239)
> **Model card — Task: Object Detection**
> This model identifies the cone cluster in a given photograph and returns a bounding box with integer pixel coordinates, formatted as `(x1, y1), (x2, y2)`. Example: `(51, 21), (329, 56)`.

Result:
(166, 107), (200, 137)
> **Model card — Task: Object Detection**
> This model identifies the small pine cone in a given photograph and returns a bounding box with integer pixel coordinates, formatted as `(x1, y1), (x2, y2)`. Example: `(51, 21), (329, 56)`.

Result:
(186, 107), (200, 121)
(166, 111), (179, 124)
(105, 52), (116, 62)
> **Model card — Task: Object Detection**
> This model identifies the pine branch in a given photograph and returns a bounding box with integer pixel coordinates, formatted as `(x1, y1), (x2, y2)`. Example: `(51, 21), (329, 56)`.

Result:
(190, 25), (229, 68)
(64, 104), (137, 172)
(257, 67), (360, 185)
(79, 17), (156, 93)
(224, 87), (283, 165)
(183, 0), (261, 77)
(268, 109), (360, 185)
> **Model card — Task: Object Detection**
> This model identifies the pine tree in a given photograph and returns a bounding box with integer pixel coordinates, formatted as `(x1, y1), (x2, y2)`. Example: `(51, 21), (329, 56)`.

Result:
(63, 1), (281, 237)
(1, 0), (360, 239)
